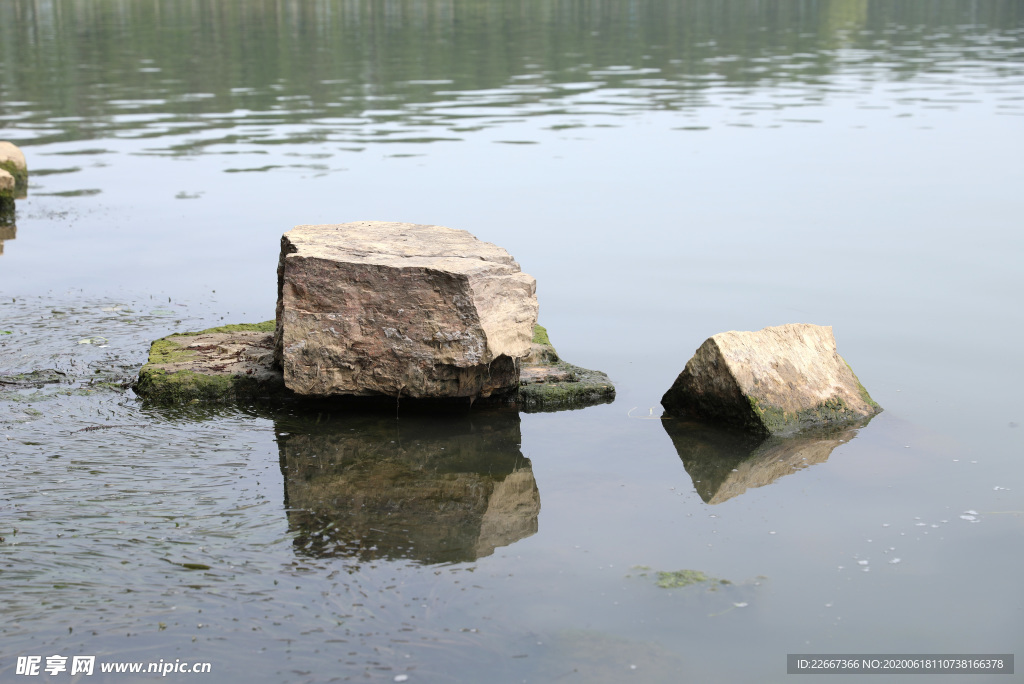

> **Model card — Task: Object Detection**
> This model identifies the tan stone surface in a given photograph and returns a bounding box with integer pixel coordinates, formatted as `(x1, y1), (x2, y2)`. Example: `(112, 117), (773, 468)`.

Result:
(520, 365), (573, 384)
(662, 323), (880, 435)
(275, 221), (538, 398)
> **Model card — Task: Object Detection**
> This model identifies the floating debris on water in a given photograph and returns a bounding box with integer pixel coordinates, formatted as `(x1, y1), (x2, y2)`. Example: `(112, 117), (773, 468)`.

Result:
(656, 569), (715, 588)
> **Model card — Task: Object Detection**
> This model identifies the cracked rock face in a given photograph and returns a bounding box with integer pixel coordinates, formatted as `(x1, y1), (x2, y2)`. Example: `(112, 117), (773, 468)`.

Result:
(661, 323), (881, 436)
(274, 221), (538, 398)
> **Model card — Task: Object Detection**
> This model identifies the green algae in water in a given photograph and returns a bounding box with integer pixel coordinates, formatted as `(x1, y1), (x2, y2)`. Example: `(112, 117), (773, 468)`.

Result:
(655, 569), (730, 589)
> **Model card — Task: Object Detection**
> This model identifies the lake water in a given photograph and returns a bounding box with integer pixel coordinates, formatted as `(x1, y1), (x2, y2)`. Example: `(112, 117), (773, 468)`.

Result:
(2, 1), (1023, 682)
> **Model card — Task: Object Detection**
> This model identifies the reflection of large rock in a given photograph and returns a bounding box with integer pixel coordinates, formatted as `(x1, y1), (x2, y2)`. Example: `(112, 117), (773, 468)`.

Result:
(662, 324), (881, 436)
(274, 221), (538, 400)
(278, 409), (540, 564)
(663, 417), (870, 504)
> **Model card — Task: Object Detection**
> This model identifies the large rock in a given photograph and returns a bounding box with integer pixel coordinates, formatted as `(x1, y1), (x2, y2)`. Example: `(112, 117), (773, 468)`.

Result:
(661, 323), (881, 436)
(0, 142), (28, 198)
(274, 221), (538, 399)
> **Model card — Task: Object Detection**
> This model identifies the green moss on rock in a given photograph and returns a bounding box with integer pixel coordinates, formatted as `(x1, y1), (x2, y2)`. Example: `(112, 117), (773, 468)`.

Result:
(842, 357), (880, 409)
(516, 362), (615, 413)
(133, 321), (285, 404)
(147, 337), (197, 365)
(746, 392), (874, 437)
(0, 161), (27, 195)
(175, 320), (276, 336)
(532, 324), (551, 347)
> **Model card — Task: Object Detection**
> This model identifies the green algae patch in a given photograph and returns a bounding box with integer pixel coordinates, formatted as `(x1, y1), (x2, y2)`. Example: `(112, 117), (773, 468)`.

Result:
(147, 337), (197, 365)
(657, 569), (719, 588)
(627, 566), (734, 589)
(174, 320), (276, 336)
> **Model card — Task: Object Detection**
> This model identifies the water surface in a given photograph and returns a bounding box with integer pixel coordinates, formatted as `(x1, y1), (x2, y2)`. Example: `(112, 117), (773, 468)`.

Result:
(2, 2), (1023, 682)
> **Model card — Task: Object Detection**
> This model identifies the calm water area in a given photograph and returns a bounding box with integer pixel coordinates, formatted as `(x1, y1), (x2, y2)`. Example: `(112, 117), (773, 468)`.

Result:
(1, 1), (1023, 682)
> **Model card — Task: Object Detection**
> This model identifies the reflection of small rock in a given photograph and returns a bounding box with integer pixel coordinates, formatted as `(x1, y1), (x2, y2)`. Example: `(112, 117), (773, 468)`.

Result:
(664, 417), (872, 504)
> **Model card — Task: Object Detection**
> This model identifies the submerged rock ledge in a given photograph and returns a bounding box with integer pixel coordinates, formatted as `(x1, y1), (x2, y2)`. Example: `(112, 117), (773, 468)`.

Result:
(133, 323), (614, 412)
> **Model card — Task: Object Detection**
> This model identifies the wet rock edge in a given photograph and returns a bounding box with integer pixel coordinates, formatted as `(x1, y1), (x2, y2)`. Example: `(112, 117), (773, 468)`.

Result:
(133, 322), (615, 413)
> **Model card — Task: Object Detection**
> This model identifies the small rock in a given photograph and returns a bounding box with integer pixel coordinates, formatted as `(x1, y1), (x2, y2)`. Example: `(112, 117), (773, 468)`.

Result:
(0, 169), (14, 200)
(0, 142), (28, 199)
(661, 323), (881, 436)
(274, 221), (538, 400)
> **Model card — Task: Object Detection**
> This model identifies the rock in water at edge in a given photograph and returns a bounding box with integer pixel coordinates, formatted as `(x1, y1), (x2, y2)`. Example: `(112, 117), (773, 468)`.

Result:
(0, 142), (28, 198)
(274, 221), (538, 399)
(0, 169), (13, 200)
(661, 323), (881, 436)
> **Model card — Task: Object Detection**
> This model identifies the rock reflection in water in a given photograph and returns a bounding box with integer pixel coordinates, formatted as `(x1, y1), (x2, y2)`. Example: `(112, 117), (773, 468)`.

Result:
(663, 418), (872, 504)
(0, 200), (14, 255)
(276, 408), (539, 564)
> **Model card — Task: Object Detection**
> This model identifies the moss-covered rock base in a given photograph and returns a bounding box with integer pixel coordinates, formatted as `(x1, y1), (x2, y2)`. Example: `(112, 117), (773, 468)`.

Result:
(134, 322), (615, 412)
(132, 321), (287, 404)
(0, 141), (29, 199)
